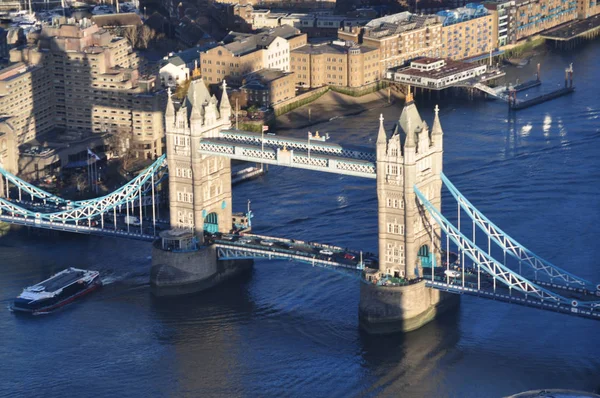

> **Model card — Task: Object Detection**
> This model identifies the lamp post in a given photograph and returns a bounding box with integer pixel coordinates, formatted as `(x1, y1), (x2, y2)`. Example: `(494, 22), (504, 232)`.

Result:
(307, 131), (311, 160)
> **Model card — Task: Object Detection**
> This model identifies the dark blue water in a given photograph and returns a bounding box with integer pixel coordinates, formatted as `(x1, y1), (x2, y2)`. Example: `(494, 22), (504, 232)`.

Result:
(1, 42), (599, 397)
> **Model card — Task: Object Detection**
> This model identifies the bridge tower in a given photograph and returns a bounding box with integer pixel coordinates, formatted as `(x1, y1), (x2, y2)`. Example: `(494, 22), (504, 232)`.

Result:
(376, 91), (443, 280)
(360, 93), (458, 334)
(165, 78), (233, 243)
(152, 78), (252, 297)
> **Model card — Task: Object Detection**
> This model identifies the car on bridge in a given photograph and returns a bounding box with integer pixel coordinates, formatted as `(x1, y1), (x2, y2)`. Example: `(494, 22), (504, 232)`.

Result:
(260, 239), (275, 246)
(343, 253), (356, 260)
(444, 269), (461, 278)
(319, 249), (334, 256)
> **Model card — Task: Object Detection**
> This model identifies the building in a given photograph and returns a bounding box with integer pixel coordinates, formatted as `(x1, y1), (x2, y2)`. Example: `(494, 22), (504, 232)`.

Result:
(577, 0), (600, 19)
(291, 40), (379, 88)
(386, 57), (487, 89)
(241, 69), (295, 107)
(375, 91), (444, 280)
(164, 79), (233, 233)
(513, 0), (577, 41)
(159, 46), (213, 88)
(0, 28), (8, 61)
(201, 25), (307, 86)
(0, 117), (18, 174)
(6, 21), (165, 172)
(339, 12), (443, 78)
(484, 0), (516, 47)
(403, 0), (470, 13)
(0, 63), (55, 148)
(438, 3), (496, 60)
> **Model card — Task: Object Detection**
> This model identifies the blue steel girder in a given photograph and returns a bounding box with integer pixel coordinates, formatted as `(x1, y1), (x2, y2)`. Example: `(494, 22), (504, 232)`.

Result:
(0, 213), (156, 241)
(441, 173), (597, 291)
(0, 167), (70, 205)
(414, 185), (600, 311)
(0, 155), (167, 223)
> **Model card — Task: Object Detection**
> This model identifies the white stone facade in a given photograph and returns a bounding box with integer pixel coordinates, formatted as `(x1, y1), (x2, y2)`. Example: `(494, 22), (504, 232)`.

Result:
(376, 96), (444, 279)
(165, 79), (233, 242)
(263, 36), (290, 72)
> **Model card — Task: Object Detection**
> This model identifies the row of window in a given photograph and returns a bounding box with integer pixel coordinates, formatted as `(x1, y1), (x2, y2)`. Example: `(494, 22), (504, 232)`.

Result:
(177, 191), (193, 203)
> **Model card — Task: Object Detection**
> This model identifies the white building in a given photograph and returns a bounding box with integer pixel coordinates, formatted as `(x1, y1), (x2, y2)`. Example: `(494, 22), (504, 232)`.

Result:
(263, 36), (290, 72)
(386, 58), (487, 90)
(159, 46), (209, 88)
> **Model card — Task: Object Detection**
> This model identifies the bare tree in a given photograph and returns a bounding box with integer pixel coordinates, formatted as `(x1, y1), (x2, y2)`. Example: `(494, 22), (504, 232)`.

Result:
(108, 131), (136, 172)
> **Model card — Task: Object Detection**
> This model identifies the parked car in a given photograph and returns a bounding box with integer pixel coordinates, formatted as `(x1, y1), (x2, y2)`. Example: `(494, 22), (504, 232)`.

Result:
(343, 253), (356, 260)
(319, 249), (333, 256)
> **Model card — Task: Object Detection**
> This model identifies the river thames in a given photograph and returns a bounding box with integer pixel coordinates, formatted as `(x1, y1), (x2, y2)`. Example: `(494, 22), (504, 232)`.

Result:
(1, 41), (599, 397)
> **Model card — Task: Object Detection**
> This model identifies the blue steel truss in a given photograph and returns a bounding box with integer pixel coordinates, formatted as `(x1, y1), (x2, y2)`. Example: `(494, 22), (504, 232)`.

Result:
(414, 185), (600, 311)
(215, 243), (365, 281)
(0, 167), (71, 205)
(0, 155), (167, 223)
(441, 173), (598, 292)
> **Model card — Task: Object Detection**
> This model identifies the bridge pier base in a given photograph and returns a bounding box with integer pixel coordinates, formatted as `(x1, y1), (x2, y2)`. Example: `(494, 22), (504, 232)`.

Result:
(150, 243), (253, 296)
(358, 280), (460, 334)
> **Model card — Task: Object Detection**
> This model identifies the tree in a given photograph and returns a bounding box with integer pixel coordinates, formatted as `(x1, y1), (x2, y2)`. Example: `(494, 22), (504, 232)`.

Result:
(107, 131), (136, 172)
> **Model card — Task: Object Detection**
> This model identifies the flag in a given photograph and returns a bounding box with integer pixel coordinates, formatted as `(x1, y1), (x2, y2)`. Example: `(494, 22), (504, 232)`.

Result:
(87, 148), (100, 160)
(262, 125), (269, 132)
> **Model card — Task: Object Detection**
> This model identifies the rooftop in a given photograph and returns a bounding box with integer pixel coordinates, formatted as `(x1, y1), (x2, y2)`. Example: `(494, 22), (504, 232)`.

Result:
(389, 57), (484, 80)
(222, 25), (302, 56)
(293, 41), (377, 55)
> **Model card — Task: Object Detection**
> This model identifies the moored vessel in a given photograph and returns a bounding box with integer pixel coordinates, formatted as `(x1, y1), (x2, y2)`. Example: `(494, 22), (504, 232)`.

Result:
(11, 268), (101, 314)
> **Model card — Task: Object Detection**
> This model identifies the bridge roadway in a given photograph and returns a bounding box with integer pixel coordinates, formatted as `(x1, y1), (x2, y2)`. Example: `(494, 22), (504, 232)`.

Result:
(212, 233), (375, 273)
(425, 267), (600, 321)
(0, 213), (162, 240)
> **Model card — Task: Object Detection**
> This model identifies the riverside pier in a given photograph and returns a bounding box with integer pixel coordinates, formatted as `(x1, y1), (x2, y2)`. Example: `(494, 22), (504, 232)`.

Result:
(508, 64), (575, 110)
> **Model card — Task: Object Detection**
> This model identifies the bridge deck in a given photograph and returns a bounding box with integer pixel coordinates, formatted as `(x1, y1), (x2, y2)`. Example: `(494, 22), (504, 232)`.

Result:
(426, 278), (600, 321)
(213, 233), (373, 273)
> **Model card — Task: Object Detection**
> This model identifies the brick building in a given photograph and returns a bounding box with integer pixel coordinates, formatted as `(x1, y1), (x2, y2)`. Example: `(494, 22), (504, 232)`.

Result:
(3, 21), (165, 175)
(438, 3), (496, 60)
(338, 12), (443, 78)
(241, 69), (295, 107)
(201, 25), (306, 86)
(291, 40), (379, 88)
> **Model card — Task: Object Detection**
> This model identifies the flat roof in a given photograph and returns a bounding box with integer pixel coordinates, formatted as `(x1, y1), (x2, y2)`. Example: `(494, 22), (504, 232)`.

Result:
(293, 42), (377, 55)
(390, 58), (484, 80)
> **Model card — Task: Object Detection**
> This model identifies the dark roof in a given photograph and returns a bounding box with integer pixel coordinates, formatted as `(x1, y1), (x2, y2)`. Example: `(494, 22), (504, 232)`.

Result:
(245, 68), (291, 83)
(223, 25), (302, 56)
(391, 58), (483, 80)
(91, 12), (142, 28)
(293, 42), (377, 55)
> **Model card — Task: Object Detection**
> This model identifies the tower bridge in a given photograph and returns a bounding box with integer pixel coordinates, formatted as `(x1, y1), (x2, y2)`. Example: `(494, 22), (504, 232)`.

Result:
(0, 78), (598, 333)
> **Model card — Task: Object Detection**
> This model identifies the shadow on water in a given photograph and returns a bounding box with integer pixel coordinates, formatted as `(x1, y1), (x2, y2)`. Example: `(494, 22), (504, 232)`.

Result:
(357, 309), (461, 397)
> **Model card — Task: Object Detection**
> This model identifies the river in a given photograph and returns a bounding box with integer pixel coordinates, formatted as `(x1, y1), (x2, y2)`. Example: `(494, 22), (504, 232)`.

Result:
(1, 41), (599, 398)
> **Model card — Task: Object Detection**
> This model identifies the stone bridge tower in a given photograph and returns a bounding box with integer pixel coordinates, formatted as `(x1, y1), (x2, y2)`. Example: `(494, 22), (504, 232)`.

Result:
(376, 92), (444, 280)
(360, 94), (456, 334)
(165, 78), (233, 243)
